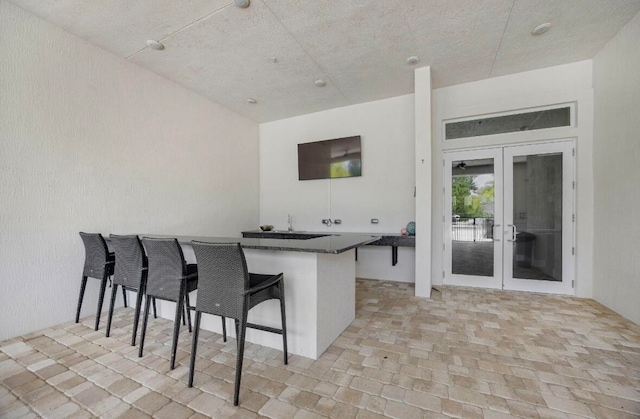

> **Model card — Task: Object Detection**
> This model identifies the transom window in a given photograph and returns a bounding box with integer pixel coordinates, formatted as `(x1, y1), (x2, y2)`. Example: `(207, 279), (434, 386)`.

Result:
(445, 106), (572, 140)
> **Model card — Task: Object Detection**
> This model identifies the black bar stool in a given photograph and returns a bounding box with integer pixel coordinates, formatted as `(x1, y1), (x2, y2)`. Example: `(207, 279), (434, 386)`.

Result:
(76, 232), (117, 331)
(188, 241), (288, 406)
(106, 234), (157, 345)
(139, 237), (198, 370)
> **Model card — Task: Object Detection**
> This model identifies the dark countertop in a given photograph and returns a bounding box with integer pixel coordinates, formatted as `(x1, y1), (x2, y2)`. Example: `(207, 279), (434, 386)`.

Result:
(242, 230), (415, 247)
(367, 234), (415, 247)
(142, 233), (381, 255)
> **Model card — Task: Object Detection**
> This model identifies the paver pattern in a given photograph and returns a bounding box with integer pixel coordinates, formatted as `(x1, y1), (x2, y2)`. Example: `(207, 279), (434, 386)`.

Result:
(1, 279), (640, 418)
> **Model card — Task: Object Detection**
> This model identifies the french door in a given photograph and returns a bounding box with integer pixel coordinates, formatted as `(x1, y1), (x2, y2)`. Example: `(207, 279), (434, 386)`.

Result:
(443, 140), (575, 295)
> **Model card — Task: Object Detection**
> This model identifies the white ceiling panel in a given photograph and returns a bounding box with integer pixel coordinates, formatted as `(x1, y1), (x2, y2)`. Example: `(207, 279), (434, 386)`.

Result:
(262, 0), (419, 101)
(129, 0), (350, 121)
(492, 0), (640, 77)
(9, 0), (230, 57)
(401, 0), (514, 87)
(8, 0), (640, 122)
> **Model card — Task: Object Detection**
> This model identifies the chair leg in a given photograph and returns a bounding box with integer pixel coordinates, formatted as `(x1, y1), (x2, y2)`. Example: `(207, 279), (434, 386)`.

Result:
(188, 311), (202, 388)
(75, 276), (88, 323)
(170, 288), (185, 370)
(233, 313), (248, 406)
(182, 304), (187, 326)
(152, 298), (158, 319)
(185, 293), (192, 333)
(138, 296), (152, 358)
(106, 284), (118, 338)
(94, 276), (108, 331)
(131, 291), (145, 346)
(122, 287), (128, 308)
(279, 283), (288, 365)
(221, 317), (227, 342)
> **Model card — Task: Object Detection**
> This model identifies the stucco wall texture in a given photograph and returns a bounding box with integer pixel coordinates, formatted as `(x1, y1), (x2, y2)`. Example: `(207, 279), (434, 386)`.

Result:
(0, 1), (259, 341)
(593, 11), (640, 325)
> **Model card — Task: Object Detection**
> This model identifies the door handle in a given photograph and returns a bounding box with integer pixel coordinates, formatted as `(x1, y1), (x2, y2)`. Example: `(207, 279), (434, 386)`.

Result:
(492, 224), (501, 241)
(506, 224), (518, 242)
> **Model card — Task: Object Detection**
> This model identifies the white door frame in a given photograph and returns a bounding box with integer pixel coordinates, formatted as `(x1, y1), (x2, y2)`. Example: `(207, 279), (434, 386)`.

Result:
(503, 140), (575, 294)
(443, 147), (503, 289)
(443, 140), (576, 295)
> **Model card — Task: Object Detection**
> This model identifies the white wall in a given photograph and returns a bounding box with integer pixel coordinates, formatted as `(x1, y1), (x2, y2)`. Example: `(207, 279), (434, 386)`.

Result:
(430, 61), (595, 297)
(259, 95), (416, 283)
(0, 1), (259, 341)
(592, 12), (640, 324)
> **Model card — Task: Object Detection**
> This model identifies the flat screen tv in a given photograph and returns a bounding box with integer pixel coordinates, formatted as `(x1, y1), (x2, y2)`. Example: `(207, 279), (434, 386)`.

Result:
(298, 135), (362, 180)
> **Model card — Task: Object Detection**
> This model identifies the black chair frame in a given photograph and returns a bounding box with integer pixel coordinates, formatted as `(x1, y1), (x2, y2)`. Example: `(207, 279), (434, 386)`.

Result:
(188, 242), (288, 406)
(138, 237), (198, 370)
(76, 232), (122, 331)
(105, 234), (158, 346)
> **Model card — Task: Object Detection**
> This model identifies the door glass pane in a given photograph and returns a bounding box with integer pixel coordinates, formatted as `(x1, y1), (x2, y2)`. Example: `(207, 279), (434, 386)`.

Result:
(512, 153), (562, 281)
(451, 159), (495, 276)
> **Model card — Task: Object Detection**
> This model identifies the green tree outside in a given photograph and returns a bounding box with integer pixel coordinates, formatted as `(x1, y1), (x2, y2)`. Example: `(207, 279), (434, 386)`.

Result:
(452, 176), (494, 218)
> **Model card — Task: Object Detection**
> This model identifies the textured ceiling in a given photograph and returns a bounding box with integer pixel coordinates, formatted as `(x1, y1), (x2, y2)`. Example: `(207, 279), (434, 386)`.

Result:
(9, 0), (640, 122)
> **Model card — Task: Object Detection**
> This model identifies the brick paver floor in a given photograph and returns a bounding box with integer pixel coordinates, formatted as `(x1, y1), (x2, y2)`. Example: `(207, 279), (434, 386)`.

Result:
(1, 279), (639, 418)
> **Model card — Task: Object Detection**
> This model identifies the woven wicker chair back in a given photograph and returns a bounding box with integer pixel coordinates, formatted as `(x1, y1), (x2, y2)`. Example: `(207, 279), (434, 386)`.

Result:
(141, 237), (187, 301)
(110, 235), (146, 289)
(191, 242), (250, 320)
(80, 232), (110, 279)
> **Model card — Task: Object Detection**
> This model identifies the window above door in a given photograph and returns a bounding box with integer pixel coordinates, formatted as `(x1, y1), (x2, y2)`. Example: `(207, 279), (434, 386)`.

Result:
(444, 104), (574, 141)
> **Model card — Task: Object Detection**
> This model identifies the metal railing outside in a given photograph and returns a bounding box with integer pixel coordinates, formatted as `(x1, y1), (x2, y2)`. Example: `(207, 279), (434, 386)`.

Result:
(452, 217), (494, 242)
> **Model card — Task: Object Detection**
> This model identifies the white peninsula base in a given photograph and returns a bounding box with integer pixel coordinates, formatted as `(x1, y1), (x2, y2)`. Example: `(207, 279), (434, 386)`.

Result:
(153, 248), (356, 360)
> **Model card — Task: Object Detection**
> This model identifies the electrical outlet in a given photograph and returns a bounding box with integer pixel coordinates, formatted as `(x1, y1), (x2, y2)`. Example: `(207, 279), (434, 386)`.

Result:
(371, 218), (379, 224)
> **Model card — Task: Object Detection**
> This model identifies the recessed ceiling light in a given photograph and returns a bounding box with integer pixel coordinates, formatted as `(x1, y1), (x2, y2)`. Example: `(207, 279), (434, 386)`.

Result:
(406, 56), (420, 65)
(146, 40), (164, 50)
(246, 98), (257, 104)
(234, 0), (250, 8)
(531, 22), (552, 36)
(314, 79), (327, 87)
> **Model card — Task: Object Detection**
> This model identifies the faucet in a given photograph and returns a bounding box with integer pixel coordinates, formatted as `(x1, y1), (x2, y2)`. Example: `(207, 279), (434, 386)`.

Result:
(287, 214), (294, 232)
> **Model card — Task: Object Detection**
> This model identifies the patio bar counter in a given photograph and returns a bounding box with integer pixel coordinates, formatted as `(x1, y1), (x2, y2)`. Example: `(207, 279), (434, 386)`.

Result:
(141, 233), (379, 359)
